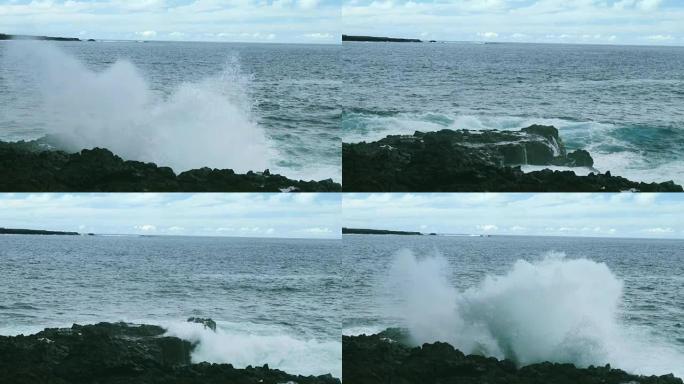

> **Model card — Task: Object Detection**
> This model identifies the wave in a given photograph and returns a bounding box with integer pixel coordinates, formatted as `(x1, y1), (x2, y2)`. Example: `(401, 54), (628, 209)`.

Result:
(385, 249), (684, 378)
(164, 320), (341, 379)
(2, 41), (271, 174)
(343, 111), (684, 185)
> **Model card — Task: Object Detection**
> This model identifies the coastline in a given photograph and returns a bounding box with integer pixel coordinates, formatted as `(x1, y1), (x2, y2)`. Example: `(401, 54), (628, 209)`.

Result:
(342, 125), (683, 192)
(0, 137), (341, 192)
(343, 330), (683, 384)
(0, 321), (340, 384)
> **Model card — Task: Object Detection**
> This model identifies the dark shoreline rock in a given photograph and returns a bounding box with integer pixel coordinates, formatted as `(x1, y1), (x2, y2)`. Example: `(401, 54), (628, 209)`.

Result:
(0, 322), (340, 384)
(0, 137), (341, 192)
(343, 331), (683, 384)
(342, 126), (683, 192)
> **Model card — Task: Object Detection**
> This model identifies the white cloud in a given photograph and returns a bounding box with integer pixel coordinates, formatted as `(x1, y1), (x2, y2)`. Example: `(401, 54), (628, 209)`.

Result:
(137, 30), (157, 38)
(343, 193), (684, 239)
(645, 227), (674, 233)
(135, 224), (157, 231)
(647, 34), (673, 41)
(0, 193), (341, 239)
(477, 31), (498, 39)
(299, 0), (320, 10)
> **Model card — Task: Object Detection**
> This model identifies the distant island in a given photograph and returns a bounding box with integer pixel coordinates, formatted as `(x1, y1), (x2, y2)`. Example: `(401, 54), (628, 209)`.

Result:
(342, 228), (422, 235)
(342, 35), (422, 43)
(0, 227), (80, 235)
(0, 33), (84, 42)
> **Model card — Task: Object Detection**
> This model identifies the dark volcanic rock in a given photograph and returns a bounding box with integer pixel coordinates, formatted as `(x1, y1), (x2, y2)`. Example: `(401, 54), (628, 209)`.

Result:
(343, 332), (683, 384)
(0, 137), (341, 192)
(187, 317), (217, 332)
(0, 322), (340, 384)
(342, 126), (682, 192)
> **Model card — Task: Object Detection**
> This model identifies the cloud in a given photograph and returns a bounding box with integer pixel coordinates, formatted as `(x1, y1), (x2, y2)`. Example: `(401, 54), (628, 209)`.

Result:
(647, 34), (673, 41)
(0, 0), (340, 44)
(137, 30), (157, 38)
(477, 31), (498, 39)
(644, 227), (674, 233)
(135, 224), (157, 231)
(342, 0), (683, 46)
(343, 193), (684, 239)
(299, 0), (320, 10)
(0, 193), (341, 239)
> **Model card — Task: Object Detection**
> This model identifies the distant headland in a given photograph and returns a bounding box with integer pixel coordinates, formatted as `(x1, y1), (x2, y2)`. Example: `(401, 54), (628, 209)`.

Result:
(0, 227), (81, 235)
(0, 33), (94, 42)
(342, 35), (422, 43)
(342, 227), (424, 235)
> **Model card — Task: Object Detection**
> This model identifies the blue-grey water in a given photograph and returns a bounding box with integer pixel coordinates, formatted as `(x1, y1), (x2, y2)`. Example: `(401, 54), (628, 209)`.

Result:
(0, 234), (341, 378)
(342, 42), (684, 185)
(0, 41), (340, 181)
(342, 234), (684, 378)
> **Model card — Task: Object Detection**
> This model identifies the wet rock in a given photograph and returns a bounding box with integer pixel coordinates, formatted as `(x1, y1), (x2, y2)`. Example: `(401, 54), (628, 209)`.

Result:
(343, 332), (683, 384)
(342, 126), (682, 192)
(0, 137), (341, 192)
(0, 322), (340, 384)
(187, 317), (217, 332)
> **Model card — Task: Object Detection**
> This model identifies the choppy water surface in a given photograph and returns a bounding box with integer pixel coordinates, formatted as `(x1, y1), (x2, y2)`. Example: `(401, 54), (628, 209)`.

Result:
(342, 234), (684, 378)
(343, 42), (684, 185)
(0, 234), (341, 378)
(0, 41), (340, 181)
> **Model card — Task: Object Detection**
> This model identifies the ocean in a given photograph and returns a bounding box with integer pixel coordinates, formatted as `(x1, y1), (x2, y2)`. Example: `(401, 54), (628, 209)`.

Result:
(342, 234), (684, 378)
(0, 40), (341, 181)
(0, 234), (342, 379)
(342, 42), (684, 185)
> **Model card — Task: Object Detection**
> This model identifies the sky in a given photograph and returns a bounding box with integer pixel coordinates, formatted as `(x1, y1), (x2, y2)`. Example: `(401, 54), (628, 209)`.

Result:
(343, 0), (684, 46)
(0, 193), (341, 238)
(343, 193), (684, 239)
(0, 0), (340, 43)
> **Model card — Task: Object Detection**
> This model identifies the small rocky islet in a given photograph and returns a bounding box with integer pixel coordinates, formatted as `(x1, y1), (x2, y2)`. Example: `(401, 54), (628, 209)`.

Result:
(342, 125), (683, 192)
(343, 330), (683, 384)
(0, 320), (340, 384)
(0, 136), (341, 192)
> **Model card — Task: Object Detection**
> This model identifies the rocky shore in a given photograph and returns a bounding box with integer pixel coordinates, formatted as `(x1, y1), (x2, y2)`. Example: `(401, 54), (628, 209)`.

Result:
(342, 125), (683, 192)
(0, 137), (340, 192)
(343, 330), (683, 384)
(0, 321), (340, 384)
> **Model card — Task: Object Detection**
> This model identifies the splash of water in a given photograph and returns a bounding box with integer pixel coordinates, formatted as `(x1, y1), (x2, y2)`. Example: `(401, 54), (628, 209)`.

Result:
(2, 41), (271, 173)
(164, 321), (341, 379)
(387, 249), (684, 377)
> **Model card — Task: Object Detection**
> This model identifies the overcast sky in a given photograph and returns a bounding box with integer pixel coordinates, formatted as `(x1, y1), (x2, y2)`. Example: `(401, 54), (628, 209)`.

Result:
(343, 0), (684, 46)
(0, 0), (340, 44)
(0, 193), (341, 238)
(343, 193), (684, 239)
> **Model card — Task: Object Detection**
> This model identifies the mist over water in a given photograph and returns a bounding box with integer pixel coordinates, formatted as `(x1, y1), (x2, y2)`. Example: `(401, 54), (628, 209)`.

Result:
(386, 249), (684, 378)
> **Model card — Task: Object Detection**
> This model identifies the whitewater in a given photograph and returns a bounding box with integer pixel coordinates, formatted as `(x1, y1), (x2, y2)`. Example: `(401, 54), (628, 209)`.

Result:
(0, 40), (341, 181)
(342, 42), (684, 185)
(342, 235), (684, 379)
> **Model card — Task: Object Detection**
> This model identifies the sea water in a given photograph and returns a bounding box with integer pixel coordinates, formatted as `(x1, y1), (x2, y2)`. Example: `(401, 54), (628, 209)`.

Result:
(0, 234), (342, 378)
(0, 40), (341, 181)
(342, 42), (684, 185)
(342, 234), (684, 378)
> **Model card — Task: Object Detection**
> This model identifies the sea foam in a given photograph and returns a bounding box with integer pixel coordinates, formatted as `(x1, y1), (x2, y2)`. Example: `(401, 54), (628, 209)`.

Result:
(164, 320), (341, 379)
(386, 249), (684, 378)
(2, 41), (271, 173)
